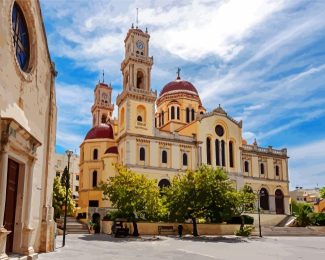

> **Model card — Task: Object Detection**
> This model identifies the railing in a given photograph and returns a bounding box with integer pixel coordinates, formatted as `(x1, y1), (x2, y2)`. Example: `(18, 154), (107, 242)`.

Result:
(154, 129), (195, 142)
(242, 144), (287, 156)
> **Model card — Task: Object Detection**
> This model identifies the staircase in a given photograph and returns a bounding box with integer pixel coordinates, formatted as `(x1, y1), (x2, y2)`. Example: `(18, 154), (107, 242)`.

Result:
(57, 217), (89, 234)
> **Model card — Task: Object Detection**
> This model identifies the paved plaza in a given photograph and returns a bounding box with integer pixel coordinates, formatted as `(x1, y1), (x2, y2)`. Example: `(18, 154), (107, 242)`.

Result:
(38, 234), (325, 260)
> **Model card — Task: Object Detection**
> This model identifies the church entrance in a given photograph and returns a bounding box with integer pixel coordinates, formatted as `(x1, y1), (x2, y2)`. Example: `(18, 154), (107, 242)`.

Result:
(275, 189), (284, 214)
(4, 159), (19, 253)
(259, 188), (269, 210)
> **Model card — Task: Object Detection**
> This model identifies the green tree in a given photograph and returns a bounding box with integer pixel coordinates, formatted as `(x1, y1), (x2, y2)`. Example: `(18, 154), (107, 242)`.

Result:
(165, 165), (236, 236)
(320, 187), (325, 199)
(100, 164), (164, 236)
(52, 175), (75, 220)
(231, 185), (256, 230)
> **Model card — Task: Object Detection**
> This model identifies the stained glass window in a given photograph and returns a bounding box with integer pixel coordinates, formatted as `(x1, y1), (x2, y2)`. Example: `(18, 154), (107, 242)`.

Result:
(12, 3), (30, 71)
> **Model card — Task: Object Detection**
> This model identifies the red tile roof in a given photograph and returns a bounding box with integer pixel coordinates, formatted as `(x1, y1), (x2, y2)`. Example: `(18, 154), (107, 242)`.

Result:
(159, 79), (198, 96)
(84, 124), (114, 140)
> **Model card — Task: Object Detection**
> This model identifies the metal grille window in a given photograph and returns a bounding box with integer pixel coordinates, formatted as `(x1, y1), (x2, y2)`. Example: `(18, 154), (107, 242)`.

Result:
(12, 3), (30, 71)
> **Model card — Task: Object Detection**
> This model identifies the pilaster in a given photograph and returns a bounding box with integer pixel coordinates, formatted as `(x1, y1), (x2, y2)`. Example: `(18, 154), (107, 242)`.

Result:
(0, 145), (9, 260)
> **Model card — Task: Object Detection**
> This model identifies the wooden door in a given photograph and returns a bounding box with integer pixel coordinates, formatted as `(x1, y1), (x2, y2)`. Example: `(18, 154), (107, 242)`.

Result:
(4, 159), (19, 253)
(275, 189), (284, 214)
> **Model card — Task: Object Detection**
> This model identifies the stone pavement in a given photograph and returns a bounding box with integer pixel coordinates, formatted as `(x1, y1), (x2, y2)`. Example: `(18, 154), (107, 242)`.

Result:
(38, 234), (325, 260)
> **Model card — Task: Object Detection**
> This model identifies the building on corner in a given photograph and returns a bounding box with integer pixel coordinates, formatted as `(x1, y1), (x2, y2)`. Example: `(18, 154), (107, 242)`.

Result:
(0, 0), (56, 258)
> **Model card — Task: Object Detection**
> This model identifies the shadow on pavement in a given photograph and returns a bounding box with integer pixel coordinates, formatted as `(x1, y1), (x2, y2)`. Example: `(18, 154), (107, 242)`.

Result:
(78, 234), (165, 243)
(77, 234), (248, 244)
(177, 236), (248, 243)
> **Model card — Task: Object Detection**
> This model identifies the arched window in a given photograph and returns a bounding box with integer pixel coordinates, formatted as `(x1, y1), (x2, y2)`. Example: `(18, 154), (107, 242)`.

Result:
(191, 109), (195, 121)
(183, 153), (188, 166)
(136, 71), (145, 89)
(155, 117), (157, 127)
(159, 114), (161, 127)
(162, 150), (167, 164)
(260, 188), (269, 210)
(221, 140), (226, 167)
(12, 3), (30, 71)
(260, 163), (265, 175)
(161, 111), (164, 125)
(158, 179), (171, 189)
(177, 107), (180, 120)
(93, 149), (98, 160)
(140, 147), (145, 161)
(229, 141), (234, 168)
(186, 108), (190, 123)
(137, 105), (146, 123)
(101, 114), (107, 123)
(215, 139), (220, 166)
(275, 165), (280, 176)
(244, 161), (249, 173)
(92, 171), (97, 187)
(171, 106), (175, 120)
(206, 137), (211, 165)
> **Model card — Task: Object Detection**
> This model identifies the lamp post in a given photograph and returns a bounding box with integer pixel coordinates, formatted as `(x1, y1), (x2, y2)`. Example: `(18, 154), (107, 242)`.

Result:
(257, 189), (265, 238)
(62, 150), (73, 247)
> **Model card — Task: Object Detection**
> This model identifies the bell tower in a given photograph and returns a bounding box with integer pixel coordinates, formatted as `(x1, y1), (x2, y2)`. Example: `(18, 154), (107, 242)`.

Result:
(91, 81), (114, 126)
(117, 26), (157, 137)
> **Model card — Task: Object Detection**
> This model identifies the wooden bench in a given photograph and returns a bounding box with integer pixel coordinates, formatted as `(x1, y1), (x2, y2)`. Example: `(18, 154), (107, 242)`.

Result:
(158, 226), (175, 235)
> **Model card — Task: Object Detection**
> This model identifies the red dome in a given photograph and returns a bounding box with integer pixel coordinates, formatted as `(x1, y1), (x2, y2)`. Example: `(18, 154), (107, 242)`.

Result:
(159, 78), (198, 97)
(84, 124), (114, 140)
(105, 146), (118, 154)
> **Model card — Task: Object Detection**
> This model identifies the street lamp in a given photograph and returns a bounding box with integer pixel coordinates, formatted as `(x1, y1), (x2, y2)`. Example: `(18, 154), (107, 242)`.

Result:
(62, 150), (73, 247)
(257, 189), (265, 238)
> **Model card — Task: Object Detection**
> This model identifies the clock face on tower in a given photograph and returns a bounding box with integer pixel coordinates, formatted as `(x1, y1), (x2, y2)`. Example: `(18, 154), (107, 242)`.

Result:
(136, 40), (144, 50)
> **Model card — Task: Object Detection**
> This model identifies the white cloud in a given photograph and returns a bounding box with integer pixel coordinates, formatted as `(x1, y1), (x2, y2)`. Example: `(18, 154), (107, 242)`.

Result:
(289, 140), (325, 189)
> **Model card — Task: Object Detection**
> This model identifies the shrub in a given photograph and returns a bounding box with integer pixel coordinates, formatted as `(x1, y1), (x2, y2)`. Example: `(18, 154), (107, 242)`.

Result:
(235, 225), (254, 236)
(103, 210), (127, 221)
(310, 213), (325, 226)
(227, 215), (254, 225)
(292, 201), (313, 227)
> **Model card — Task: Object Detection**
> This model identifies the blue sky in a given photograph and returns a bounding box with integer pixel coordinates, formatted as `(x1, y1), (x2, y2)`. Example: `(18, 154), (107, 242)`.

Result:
(40, 0), (325, 190)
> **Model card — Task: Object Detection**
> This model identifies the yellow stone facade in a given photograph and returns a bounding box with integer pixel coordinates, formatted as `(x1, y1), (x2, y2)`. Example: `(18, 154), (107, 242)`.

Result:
(0, 0), (57, 258)
(79, 26), (290, 219)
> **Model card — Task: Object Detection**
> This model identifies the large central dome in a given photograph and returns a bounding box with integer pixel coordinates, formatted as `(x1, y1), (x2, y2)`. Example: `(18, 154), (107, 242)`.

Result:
(159, 77), (198, 97)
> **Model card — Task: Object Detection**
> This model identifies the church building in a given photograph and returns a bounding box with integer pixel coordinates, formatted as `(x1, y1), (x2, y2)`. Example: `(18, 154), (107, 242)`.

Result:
(0, 0), (57, 258)
(78, 26), (290, 219)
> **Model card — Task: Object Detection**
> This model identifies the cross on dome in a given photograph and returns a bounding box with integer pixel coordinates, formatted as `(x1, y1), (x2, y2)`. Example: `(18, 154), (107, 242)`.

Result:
(176, 67), (181, 80)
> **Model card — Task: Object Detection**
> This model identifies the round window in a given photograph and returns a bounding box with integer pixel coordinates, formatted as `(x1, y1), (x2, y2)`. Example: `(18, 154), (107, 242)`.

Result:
(215, 125), (224, 137)
(12, 3), (30, 71)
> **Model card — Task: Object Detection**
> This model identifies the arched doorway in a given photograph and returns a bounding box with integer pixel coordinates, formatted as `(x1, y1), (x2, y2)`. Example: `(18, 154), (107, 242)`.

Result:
(158, 179), (170, 189)
(275, 189), (284, 214)
(259, 188), (269, 210)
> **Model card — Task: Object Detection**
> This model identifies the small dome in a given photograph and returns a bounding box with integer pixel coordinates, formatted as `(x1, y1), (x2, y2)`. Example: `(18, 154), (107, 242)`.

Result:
(105, 146), (118, 154)
(84, 124), (114, 140)
(159, 78), (198, 97)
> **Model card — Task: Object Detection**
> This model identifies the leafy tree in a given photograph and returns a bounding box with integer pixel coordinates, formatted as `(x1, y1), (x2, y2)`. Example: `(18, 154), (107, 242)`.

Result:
(165, 165), (236, 236)
(100, 164), (164, 236)
(320, 187), (325, 199)
(52, 175), (75, 220)
(231, 185), (256, 230)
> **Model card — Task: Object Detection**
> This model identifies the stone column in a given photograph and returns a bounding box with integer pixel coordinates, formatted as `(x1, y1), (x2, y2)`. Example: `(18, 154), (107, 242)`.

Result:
(21, 159), (36, 256)
(269, 195), (276, 213)
(0, 145), (10, 260)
